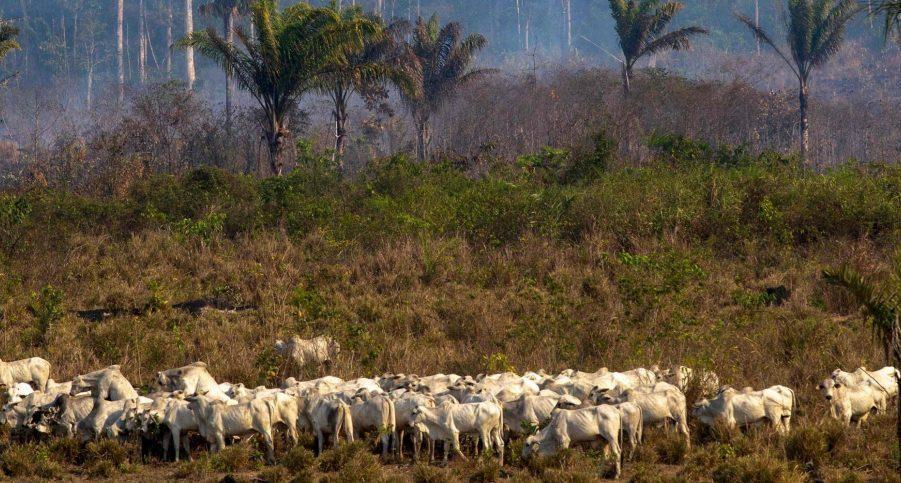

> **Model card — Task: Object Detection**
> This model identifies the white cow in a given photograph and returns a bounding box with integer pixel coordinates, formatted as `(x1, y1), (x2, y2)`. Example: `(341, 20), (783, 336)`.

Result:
(2, 382), (35, 405)
(302, 395), (355, 455)
(831, 367), (899, 398)
(657, 365), (720, 396)
(349, 391), (396, 458)
(412, 401), (504, 465)
(523, 405), (622, 479)
(597, 386), (690, 447)
(818, 378), (887, 426)
(70, 366), (138, 401)
(274, 335), (340, 368)
(188, 396), (277, 463)
(0, 357), (51, 392)
(144, 397), (200, 462)
(392, 392), (434, 459)
(32, 393), (94, 437)
(502, 394), (560, 436)
(692, 385), (795, 434)
(76, 397), (139, 440)
(157, 362), (227, 400)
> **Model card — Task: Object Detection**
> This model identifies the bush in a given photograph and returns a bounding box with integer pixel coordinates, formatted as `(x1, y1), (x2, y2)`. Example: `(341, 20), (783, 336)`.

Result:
(258, 465), (291, 483)
(784, 425), (828, 467)
(84, 439), (133, 476)
(711, 453), (804, 483)
(469, 454), (502, 482)
(412, 463), (458, 483)
(0, 443), (64, 478)
(653, 432), (689, 465)
(210, 442), (262, 473)
(281, 445), (316, 474)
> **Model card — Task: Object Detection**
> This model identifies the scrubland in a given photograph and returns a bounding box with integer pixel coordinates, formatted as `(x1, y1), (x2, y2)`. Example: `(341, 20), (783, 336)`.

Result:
(0, 146), (898, 481)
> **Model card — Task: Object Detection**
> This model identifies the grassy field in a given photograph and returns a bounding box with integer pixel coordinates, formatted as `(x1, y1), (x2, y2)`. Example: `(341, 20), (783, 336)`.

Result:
(0, 152), (898, 480)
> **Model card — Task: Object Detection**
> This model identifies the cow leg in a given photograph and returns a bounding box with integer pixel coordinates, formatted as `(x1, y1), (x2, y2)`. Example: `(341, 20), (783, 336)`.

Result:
(263, 431), (276, 464)
(183, 434), (192, 462)
(493, 428), (504, 466)
(171, 428), (180, 462)
(316, 430), (325, 456)
(452, 432), (467, 461)
(677, 413), (691, 448)
(396, 428), (405, 458)
(381, 433), (390, 459)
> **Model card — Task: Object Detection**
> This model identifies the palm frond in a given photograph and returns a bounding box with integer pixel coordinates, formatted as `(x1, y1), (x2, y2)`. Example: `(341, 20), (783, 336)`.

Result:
(736, 13), (801, 79)
(824, 264), (899, 359)
(638, 26), (707, 58)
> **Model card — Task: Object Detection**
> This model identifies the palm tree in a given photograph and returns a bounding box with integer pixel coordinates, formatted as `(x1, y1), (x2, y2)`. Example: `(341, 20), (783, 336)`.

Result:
(315, 5), (418, 171)
(737, 1), (860, 164)
(873, 1), (901, 39)
(823, 257), (900, 468)
(180, 0), (375, 175)
(0, 18), (20, 86)
(198, 0), (252, 128)
(608, 0), (708, 94)
(402, 15), (490, 162)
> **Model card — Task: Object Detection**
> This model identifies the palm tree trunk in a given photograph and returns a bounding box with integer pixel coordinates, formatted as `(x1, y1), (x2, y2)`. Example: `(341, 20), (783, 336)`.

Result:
(117, 0), (125, 105)
(415, 113), (431, 162)
(265, 114), (286, 176)
(799, 78), (810, 165)
(166, 0), (173, 75)
(622, 64), (632, 94)
(224, 8), (236, 130)
(185, 0), (195, 90)
(332, 87), (349, 172)
(562, 0), (573, 55)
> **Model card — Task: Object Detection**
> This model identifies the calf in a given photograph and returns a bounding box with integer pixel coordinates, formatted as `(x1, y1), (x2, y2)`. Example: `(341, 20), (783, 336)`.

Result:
(523, 405), (622, 479)
(818, 378), (887, 426)
(274, 335), (340, 368)
(502, 394), (560, 436)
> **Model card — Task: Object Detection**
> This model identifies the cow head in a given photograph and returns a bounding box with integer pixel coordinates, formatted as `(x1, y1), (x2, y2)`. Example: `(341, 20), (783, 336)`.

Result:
(70, 375), (90, 396)
(327, 338), (341, 357)
(156, 371), (171, 390)
(274, 339), (288, 354)
(818, 378), (839, 400)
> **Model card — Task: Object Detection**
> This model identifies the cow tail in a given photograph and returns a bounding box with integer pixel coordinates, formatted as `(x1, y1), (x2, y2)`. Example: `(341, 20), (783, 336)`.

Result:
(636, 407), (644, 444)
(340, 403), (355, 443)
(386, 398), (397, 447)
(265, 398), (277, 434)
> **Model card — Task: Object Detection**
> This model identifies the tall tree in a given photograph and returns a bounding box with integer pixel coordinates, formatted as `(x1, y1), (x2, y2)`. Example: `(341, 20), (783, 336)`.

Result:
(401, 15), (490, 161)
(181, 0), (375, 175)
(737, 0), (859, 163)
(608, 0), (708, 94)
(117, 0), (125, 104)
(823, 258), (900, 469)
(198, 0), (251, 129)
(185, 0), (196, 89)
(315, 6), (418, 171)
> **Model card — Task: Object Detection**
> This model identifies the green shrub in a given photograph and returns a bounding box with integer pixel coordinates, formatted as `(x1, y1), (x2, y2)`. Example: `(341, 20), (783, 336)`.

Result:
(318, 441), (372, 472)
(258, 465), (291, 483)
(27, 284), (65, 345)
(654, 432), (689, 465)
(469, 454), (502, 482)
(412, 463), (457, 483)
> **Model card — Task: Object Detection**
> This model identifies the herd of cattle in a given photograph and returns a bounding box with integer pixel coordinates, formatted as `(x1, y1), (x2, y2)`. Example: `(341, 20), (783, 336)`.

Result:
(0, 336), (899, 478)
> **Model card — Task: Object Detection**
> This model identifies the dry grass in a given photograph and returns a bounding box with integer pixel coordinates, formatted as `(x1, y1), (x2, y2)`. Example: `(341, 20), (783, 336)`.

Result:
(0, 163), (897, 480)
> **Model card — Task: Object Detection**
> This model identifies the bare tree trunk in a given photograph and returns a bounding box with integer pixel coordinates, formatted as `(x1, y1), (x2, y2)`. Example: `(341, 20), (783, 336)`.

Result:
(524, 14), (531, 50)
(139, 0), (147, 84)
(86, 39), (95, 110)
(117, 0), (125, 105)
(332, 88), (349, 172)
(166, 0), (173, 75)
(18, 0), (29, 76)
(224, 8), (236, 130)
(515, 0), (522, 42)
(799, 78), (810, 164)
(755, 0), (761, 55)
(622, 64), (631, 94)
(562, 0), (572, 55)
(185, 0), (195, 90)
(376, 0), (383, 16)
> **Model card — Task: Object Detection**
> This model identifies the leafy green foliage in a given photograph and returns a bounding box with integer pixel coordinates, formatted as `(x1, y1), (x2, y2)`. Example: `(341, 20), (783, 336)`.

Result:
(27, 285), (65, 346)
